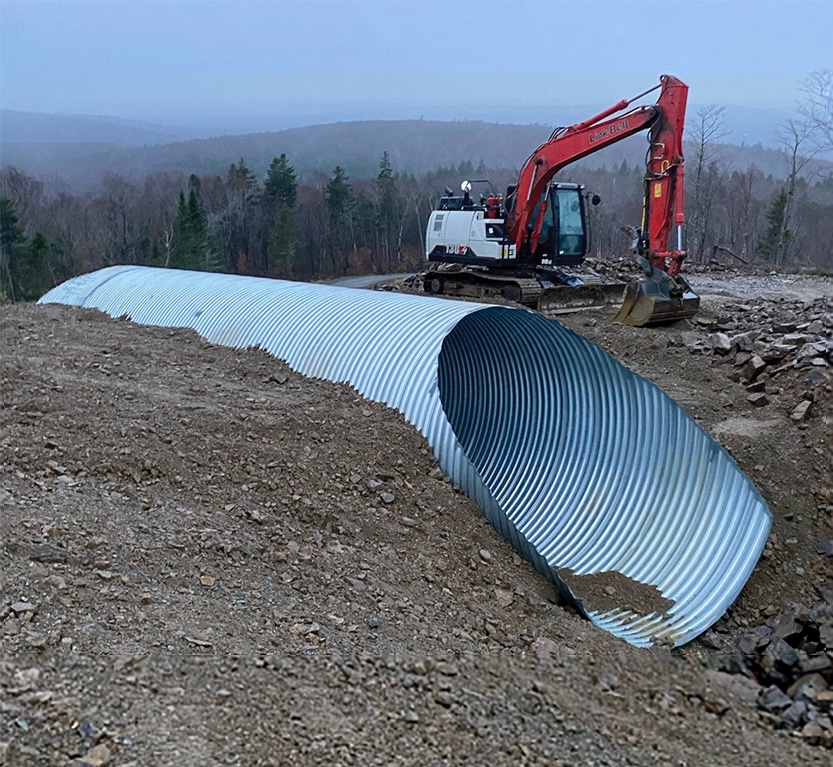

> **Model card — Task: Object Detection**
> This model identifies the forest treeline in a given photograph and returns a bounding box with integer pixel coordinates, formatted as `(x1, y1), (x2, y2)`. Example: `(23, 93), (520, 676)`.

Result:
(1, 138), (832, 302)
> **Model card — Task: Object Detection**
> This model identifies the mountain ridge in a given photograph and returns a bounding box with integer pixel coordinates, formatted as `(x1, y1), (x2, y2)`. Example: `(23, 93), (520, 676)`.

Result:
(2, 113), (829, 191)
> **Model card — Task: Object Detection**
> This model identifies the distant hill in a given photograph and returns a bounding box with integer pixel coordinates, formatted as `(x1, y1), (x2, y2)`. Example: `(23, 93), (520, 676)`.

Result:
(2, 102), (793, 146)
(0, 109), (195, 146)
(2, 117), (830, 191)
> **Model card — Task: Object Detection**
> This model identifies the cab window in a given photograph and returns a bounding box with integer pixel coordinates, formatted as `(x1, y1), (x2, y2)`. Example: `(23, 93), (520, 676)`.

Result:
(555, 188), (586, 256)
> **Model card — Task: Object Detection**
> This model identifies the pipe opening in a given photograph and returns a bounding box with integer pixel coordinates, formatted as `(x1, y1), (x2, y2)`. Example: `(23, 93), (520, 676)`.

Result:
(437, 308), (769, 644)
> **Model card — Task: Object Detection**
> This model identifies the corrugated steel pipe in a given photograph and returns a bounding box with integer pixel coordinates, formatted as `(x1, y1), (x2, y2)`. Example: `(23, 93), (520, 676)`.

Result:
(39, 266), (771, 647)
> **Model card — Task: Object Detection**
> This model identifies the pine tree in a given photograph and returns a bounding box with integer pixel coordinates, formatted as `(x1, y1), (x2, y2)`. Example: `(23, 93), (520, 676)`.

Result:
(267, 205), (296, 277)
(352, 192), (376, 252)
(326, 166), (354, 274)
(170, 178), (216, 271)
(222, 160), (260, 273)
(0, 197), (24, 301)
(265, 154), (297, 209)
(20, 232), (51, 300)
(326, 166), (353, 221)
(0, 198), (52, 301)
(376, 151), (403, 266)
(227, 158), (257, 191)
(264, 154), (298, 277)
(170, 191), (194, 269)
(758, 188), (789, 262)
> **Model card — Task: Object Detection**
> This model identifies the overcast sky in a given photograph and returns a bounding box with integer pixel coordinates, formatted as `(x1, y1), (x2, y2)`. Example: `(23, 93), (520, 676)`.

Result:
(1, 0), (830, 121)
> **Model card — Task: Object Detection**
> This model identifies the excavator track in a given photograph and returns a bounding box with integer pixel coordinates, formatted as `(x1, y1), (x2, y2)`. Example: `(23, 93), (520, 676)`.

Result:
(424, 269), (628, 316)
(423, 270), (544, 307)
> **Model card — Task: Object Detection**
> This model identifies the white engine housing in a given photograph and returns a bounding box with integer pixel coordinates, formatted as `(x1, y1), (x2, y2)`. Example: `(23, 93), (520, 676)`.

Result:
(426, 210), (514, 261)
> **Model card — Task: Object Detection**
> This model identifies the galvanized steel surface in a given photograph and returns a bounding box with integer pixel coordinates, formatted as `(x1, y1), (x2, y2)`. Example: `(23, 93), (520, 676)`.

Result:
(39, 266), (771, 647)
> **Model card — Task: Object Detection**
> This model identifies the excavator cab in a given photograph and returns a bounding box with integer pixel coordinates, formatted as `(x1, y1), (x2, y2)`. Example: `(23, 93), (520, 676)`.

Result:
(526, 184), (588, 267)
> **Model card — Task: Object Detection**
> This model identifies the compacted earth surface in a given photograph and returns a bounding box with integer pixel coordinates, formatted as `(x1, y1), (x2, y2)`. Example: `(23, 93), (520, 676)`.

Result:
(1, 264), (831, 766)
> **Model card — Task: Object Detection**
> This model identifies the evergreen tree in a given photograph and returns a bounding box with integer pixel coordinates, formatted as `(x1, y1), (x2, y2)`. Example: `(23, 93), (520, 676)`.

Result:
(267, 205), (296, 277)
(758, 188), (790, 261)
(265, 154), (297, 209)
(170, 191), (194, 268)
(352, 192), (377, 252)
(21, 232), (51, 300)
(326, 166), (354, 274)
(326, 166), (353, 221)
(0, 198), (52, 301)
(228, 158), (257, 191)
(456, 160), (474, 177)
(376, 151), (403, 266)
(264, 154), (298, 276)
(170, 178), (216, 271)
(222, 160), (261, 273)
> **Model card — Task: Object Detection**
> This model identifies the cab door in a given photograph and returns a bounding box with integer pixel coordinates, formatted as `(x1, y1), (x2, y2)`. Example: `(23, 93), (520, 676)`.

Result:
(550, 186), (587, 265)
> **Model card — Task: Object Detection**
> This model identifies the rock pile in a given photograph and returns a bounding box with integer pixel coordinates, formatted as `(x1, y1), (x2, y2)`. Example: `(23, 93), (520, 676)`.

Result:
(579, 256), (643, 283)
(686, 294), (831, 416)
(719, 590), (833, 748)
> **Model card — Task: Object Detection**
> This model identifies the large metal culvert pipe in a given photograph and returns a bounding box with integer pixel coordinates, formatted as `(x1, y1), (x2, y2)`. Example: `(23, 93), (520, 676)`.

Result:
(39, 266), (771, 647)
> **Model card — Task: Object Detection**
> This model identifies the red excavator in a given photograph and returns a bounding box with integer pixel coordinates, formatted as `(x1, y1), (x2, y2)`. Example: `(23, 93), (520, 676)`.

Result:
(423, 74), (700, 325)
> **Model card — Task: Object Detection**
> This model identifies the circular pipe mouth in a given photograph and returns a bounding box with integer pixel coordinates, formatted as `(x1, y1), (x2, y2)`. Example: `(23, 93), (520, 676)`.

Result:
(438, 308), (770, 646)
(39, 266), (772, 647)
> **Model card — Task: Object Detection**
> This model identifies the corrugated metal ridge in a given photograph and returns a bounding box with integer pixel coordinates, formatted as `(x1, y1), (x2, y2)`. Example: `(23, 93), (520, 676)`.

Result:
(39, 266), (771, 647)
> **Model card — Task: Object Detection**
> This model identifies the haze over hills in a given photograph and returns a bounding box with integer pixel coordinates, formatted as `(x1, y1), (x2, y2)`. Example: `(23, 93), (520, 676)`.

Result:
(0, 109), (195, 145)
(1, 105), (829, 192)
(1, 103), (793, 147)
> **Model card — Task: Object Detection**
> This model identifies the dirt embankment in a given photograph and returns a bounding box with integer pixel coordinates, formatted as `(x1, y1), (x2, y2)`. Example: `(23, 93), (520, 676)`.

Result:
(1, 269), (830, 766)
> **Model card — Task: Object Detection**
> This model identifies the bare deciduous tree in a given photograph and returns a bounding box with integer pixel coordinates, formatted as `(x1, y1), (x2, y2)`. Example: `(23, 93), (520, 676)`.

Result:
(0, 166), (44, 225)
(770, 73), (831, 264)
(689, 105), (729, 262)
(798, 69), (832, 153)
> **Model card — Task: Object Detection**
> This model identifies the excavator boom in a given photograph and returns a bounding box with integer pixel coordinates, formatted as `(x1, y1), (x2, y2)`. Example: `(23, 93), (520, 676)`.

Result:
(507, 102), (660, 254)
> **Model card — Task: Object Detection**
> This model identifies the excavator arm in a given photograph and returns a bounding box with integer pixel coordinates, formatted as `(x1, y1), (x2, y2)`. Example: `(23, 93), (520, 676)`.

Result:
(640, 76), (687, 277)
(506, 75), (689, 278)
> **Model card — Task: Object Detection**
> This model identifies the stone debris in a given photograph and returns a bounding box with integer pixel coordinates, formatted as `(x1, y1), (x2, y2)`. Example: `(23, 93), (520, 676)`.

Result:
(790, 400), (812, 422)
(719, 597), (833, 748)
(692, 293), (830, 422)
(758, 685), (792, 712)
(711, 332), (732, 354)
(743, 355), (767, 381)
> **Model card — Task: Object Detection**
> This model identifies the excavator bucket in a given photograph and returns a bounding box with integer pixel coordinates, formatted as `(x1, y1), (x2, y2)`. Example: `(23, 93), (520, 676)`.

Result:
(537, 283), (628, 315)
(614, 266), (700, 327)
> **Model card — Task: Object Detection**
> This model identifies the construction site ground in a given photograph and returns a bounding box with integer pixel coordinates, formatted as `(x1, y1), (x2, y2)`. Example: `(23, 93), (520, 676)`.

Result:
(1, 266), (831, 766)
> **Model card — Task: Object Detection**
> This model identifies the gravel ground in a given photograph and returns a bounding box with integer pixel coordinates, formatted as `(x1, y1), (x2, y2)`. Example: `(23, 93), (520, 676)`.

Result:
(1, 268), (830, 765)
